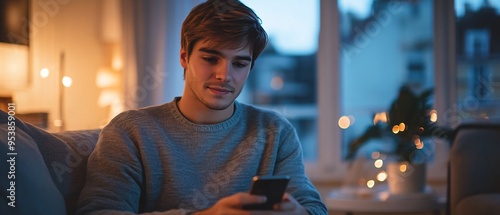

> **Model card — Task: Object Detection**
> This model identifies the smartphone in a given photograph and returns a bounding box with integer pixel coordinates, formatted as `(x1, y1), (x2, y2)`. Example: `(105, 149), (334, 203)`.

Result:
(242, 175), (290, 210)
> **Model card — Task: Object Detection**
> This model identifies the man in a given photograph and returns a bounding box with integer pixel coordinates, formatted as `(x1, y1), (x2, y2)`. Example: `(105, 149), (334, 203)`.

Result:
(77, 0), (327, 214)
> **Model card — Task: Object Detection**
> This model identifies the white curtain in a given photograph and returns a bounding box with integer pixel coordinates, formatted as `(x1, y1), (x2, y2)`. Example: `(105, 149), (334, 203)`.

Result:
(120, 0), (204, 109)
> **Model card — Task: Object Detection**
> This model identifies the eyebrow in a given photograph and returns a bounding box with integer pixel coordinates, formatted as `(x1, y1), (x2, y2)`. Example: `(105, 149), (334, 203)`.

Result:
(198, 47), (252, 62)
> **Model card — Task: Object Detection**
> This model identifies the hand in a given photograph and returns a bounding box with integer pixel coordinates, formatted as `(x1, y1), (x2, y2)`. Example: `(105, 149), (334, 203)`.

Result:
(270, 193), (309, 215)
(192, 192), (266, 215)
(192, 192), (309, 215)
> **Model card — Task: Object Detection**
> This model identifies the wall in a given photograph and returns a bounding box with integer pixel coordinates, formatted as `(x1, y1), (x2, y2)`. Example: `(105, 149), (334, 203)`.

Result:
(14, 0), (109, 131)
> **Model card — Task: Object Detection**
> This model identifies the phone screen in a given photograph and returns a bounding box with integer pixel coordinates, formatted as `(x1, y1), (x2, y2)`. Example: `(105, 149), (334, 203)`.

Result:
(242, 175), (290, 210)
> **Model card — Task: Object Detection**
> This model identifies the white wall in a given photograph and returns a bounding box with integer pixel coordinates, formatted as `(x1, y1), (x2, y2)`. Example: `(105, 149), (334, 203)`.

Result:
(14, 0), (108, 131)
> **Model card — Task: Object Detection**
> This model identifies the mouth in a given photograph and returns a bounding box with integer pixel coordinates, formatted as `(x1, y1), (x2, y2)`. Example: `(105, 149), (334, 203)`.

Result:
(207, 86), (234, 95)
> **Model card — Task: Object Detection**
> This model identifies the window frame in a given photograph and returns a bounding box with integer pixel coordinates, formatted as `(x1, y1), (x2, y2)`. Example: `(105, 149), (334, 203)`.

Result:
(306, 0), (456, 182)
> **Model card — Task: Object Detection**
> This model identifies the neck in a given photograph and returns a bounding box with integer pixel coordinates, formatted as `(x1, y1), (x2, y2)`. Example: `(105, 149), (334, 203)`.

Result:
(177, 97), (234, 124)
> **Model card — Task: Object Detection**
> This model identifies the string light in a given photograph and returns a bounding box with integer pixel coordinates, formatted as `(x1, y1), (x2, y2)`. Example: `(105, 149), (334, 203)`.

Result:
(392, 125), (400, 134)
(399, 122), (406, 132)
(374, 159), (383, 168)
(338, 116), (351, 129)
(399, 163), (408, 172)
(371, 151), (380, 159)
(377, 171), (387, 182)
(367, 180), (375, 188)
(430, 110), (438, 122)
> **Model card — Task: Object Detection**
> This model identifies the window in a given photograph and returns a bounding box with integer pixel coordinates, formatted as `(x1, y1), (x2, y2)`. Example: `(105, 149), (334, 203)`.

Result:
(240, 0), (444, 181)
(455, 0), (500, 120)
(239, 0), (320, 161)
(338, 0), (435, 160)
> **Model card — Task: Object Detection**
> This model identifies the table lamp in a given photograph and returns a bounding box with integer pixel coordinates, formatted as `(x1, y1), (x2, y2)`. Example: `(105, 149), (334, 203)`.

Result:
(0, 0), (30, 105)
(0, 42), (29, 98)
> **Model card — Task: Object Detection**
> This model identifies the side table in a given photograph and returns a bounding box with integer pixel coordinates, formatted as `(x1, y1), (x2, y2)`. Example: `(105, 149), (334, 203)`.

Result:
(326, 188), (446, 215)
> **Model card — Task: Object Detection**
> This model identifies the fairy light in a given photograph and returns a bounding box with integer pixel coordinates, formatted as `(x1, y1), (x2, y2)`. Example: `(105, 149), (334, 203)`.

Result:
(399, 163), (408, 172)
(374, 159), (384, 168)
(392, 125), (400, 134)
(371, 151), (380, 159)
(399, 122), (406, 132)
(367, 180), (375, 188)
(377, 171), (387, 182)
(338, 116), (351, 129)
(430, 110), (438, 122)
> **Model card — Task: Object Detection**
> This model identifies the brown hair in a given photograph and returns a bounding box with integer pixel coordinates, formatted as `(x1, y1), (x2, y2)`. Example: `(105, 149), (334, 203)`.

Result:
(181, 0), (268, 69)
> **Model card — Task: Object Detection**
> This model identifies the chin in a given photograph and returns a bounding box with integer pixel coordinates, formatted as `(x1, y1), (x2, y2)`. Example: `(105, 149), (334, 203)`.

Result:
(204, 97), (234, 111)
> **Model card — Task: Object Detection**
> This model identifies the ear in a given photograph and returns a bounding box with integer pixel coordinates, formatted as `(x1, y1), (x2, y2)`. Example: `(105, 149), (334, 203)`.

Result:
(180, 48), (188, 69)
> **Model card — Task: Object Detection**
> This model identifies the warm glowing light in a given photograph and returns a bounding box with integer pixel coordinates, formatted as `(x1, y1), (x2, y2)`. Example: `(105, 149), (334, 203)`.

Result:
(399, 164), (408, 172)
(96, 69), (119, 88)
(374, 159), (383, 168)
(419, 127), (425, 133)
(373, 112), (387, 125)
(377, 171), (387, 182)
(392, 125), (400, 134)
(0, 43), (29, 90)
(98, 90), (120, 107)
(112, 55), (123, 71)
(371, 151), (380, 159)
(40, 68), (50, 78)
(415, 139), (424, 149)
(62, 76), (73, 87)
(413, 136), (420, 144)
(399, 122), (406, 132)
(270, 76), (284, 90)
(53, 119), (62, 127)
(430, 110), (438, 122)
(338, 116), (351, 129)
(367, 180), (375, 188)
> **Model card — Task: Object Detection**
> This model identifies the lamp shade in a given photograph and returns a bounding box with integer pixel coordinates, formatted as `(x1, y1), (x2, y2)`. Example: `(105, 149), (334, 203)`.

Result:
(96, 68), (119, 88)
(0, 42), (28, 95)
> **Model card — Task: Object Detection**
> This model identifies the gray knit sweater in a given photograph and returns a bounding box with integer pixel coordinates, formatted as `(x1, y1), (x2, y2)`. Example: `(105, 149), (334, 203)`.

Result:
(77, 97), (327, 215)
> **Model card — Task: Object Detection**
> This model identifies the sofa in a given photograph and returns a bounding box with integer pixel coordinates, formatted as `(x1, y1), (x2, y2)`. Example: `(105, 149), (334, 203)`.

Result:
(0, 110), (101, 215)
(448, 120), (500, 215)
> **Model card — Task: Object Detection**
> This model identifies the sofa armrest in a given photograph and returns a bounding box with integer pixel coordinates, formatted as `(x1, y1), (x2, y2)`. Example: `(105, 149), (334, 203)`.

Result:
(449, 122), (500, 215)
(455, 194), (500, 215)
(0, 127), (66, 215)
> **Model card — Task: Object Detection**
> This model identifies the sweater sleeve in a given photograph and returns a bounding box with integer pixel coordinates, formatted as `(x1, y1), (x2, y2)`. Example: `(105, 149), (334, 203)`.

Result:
(76, 116), (192, 215)
(273, 128), (328, 215)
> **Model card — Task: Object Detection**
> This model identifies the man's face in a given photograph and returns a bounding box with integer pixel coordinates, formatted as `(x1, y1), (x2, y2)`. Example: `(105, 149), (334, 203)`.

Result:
(180, 39), (252, 111)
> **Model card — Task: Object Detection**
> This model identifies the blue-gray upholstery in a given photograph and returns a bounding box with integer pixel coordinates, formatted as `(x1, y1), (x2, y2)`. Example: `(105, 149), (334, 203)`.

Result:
(0, 110), (100, 215)
(448, 121), (500, 215)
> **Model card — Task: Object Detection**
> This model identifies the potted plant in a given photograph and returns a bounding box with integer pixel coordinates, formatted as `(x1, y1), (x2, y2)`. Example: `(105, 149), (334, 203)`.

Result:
(346, 85), (451, 194)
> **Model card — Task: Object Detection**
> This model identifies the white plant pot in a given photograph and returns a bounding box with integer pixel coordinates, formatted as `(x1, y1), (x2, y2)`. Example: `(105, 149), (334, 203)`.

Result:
(386, 161), (426, 194)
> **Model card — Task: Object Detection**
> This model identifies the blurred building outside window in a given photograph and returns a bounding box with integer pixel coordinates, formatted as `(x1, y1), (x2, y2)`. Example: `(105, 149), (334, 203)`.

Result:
(455, 0), (500, 120)
(239, 0), (320, 161)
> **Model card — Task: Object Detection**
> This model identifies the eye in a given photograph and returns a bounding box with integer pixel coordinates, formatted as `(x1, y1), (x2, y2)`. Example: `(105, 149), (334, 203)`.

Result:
(233, 62), (249, 69)
(202, 57), (218, 64)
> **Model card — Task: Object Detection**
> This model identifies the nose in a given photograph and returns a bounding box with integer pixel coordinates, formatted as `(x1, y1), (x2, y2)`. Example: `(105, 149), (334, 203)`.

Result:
(214, 61), (231, 82)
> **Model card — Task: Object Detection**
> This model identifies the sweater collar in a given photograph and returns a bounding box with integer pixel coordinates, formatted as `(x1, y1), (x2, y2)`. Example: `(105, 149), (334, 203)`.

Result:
(167, 97), (242, 132)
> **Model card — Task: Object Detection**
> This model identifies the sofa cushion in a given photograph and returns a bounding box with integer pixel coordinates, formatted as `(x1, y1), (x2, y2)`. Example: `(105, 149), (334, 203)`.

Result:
(455, 194), (500, 215)
(0, 110), (101, 215)
(0, 127), (66, 215)
(449, 122), (500, 215)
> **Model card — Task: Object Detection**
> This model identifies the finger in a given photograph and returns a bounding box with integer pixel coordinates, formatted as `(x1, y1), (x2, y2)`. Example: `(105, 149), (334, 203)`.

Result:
(282, 193), (298, 203)
(222, 192), (267, 207)
(273, 201), (296, 211)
